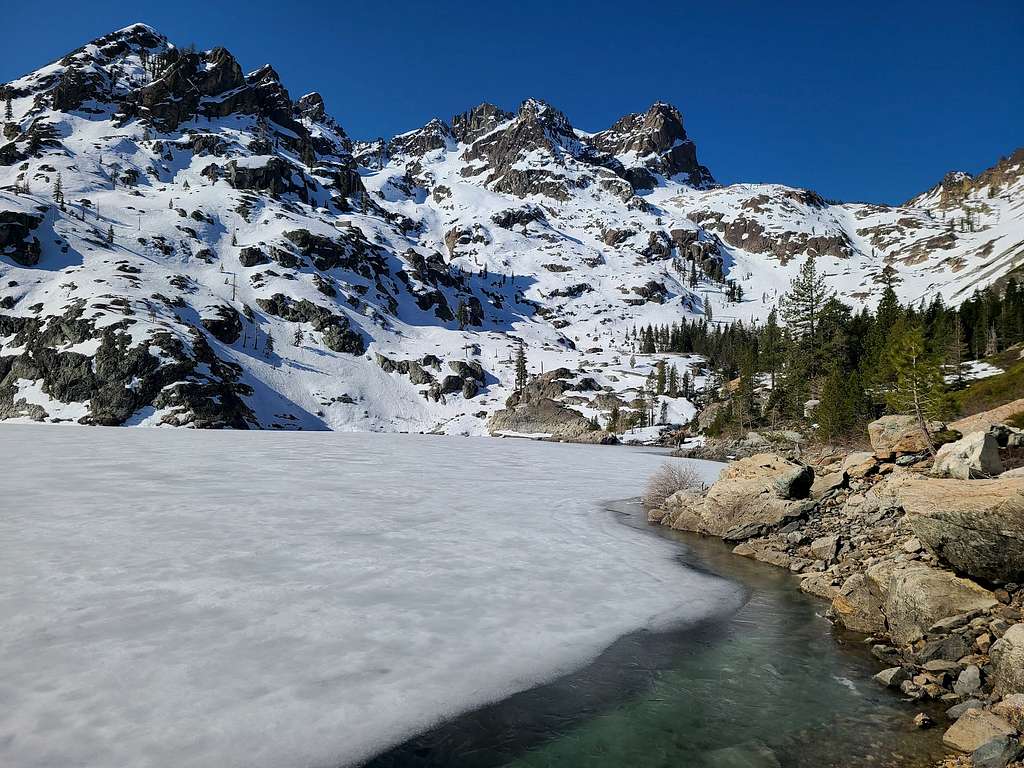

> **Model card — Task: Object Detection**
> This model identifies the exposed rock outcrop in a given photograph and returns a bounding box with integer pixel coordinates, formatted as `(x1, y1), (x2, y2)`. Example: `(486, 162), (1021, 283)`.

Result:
(658, 453), (814, 539)
(868, 414), (944, 459)
(895, 475), (1024, 583)
(0, 209), (43, 267)
(932, 430), (1003, 479)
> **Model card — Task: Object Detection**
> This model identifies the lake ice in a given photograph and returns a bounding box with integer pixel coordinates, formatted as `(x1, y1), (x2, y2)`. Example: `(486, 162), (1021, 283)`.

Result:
(0, 425), (739, 767)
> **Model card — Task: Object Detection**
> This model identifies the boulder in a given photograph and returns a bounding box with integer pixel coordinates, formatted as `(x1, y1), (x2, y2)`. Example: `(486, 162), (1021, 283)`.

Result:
(200, 304), (242, 345)
(488, 398), (594, 440)
(238, 246), (269, 267)
(918, 633), (973, 664)
(868, 415), (943, 458)
(407, 362), (434, 385)
(811, 470), (846, 498)
(810, 534), (840, 562)
(697, 454), (816, 539)
(954, 664), (982, 696)
(831, 573), (886, 633)
(992, 693), (1024, 731)
(874, 666), (910, 689)
(732, 539), (793, 569)
(990, 623), (1024, 698)
(696, 401), (728, 432)
(799, 573), (838, 600)
(842, 451), (877, 477)
(971, 736), (1023, 768)
(658, 488), (707, 531)
(932, 430), (1003, 479)
(772, 464), (815, 499)
(894, 475), (1024, 582)
(448, 359), (485, 383)
(942, 709), (1016, 752)
(879, 563), (998, 645)
(439, 374), (464, 395)
(947, 699), (985, 721)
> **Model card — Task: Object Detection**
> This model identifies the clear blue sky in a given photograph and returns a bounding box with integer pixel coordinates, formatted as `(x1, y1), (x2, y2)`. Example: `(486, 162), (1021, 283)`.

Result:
(3, 0), (1021, 204)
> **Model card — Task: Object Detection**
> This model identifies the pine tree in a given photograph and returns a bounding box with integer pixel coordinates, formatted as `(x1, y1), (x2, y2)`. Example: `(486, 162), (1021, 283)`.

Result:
(53, 172), (65, 209)
(780, 256), (834, 377)
(879, 263), (902, 291)
(945, 314), (968, 388)
(985, 325), (999, 356)
(106, 225), (114, 244)
(817, 365), (857, 443)
(667, 364), (679, 397)
(635, 387), (648, 428)
(293, 326), (304, 346)
(264, 331), (275, 359)
(862, 283), (903, 403)
(4, 90), (12, 122)
(734, 345), (758, 432)
(885, 322), (947, 456)
(655, 360), (666, 395)
(608, 405), (621, 432)
(514, 344), (528, 394)
(761, 308), (782, 390)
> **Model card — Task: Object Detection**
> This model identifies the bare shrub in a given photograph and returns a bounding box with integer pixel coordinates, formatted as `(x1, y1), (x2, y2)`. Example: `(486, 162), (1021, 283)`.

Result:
(642, 462), (705, 510)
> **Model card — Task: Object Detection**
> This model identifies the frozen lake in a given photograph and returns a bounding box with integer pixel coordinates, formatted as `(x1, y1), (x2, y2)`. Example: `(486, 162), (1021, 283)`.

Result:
(0, 425), (738, 768)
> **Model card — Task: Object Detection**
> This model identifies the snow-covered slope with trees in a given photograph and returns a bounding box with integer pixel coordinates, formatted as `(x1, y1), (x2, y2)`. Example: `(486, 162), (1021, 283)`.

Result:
(1, 24), (1021, 432)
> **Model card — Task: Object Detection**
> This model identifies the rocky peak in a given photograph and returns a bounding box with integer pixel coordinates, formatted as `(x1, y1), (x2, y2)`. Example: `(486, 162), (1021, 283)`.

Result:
(297, 92), (326, 122)
(388, 117), (455, 158)
(974, 147), (1024, 195)
(458, 98), (584, 200)
(908, 149), (1024, 209)
(352, 138), (388, 168)
(64, 23), (168, 66)
(591, 101), (713, 188)
(515, 98), (577, 142)
(450, 103), (513, 143)
(247, 64), (282, 86)
(135, 45), (249, 128)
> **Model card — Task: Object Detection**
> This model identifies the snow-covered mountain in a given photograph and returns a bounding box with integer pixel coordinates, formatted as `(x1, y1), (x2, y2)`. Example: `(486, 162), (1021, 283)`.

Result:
(1, 24), (1022, 432)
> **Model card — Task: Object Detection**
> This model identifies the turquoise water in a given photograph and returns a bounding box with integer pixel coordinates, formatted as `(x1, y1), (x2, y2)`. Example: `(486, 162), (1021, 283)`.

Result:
(363, 501), (947, 768)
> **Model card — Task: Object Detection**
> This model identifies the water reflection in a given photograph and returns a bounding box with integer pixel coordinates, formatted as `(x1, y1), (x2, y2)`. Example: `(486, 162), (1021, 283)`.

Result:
(362, 501), (946, 768)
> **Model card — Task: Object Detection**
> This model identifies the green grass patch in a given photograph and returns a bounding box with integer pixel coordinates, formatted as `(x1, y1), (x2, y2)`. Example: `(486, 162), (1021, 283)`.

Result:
(951, 356), (1024, 417)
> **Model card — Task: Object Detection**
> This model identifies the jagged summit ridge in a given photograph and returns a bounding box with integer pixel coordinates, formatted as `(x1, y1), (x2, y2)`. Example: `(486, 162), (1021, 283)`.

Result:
(0, 25), (1022, 432)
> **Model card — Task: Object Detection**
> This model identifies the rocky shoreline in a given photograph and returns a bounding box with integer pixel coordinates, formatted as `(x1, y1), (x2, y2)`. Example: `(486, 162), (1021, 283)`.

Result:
(650, 411), (1024, 768)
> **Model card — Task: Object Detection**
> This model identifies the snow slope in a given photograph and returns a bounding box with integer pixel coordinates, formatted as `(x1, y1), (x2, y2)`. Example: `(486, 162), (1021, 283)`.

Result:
(1, 24), (1021, 433)
(0, 423), (738, 768)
